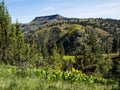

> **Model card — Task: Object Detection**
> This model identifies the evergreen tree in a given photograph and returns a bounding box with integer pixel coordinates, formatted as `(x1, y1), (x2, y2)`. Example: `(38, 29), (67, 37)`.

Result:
(59, 42), (65, 56)
(6, 21), (29, 65)
(0, 0), (29, 65)
(27, 36), (44, 67)
(15, 21), (27, 65)
(49, 44), (63, 70)
(7, 24), (17, 64)
(74, 43), (98, 75)
(87, 30), (103, 54)
(35, 43), (44, 68)
(0, 0), (12, 63)
(74, 40), (112, 76)
(41, 42), (49, 59)
(116, 59), (120, 88)
(116, 53), (120, 76)
(113, 55), (120, 88)
(26, 36), (37, 65)
(87, 31), (113, 76)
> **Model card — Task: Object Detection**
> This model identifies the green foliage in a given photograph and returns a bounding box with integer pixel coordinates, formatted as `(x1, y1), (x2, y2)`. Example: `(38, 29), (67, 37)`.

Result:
(115, 59), (120, 76)
(0, 1), (30, 65)
(113, 57), (120, 89)
(14, 22), (27, 64)
(0, 0), (12, 63)
(98, 57), (113, 77)
(74, 43), (99, 75)
(49, 44), (63, 70)
(87, 31), (103, 54)
(0, 1), (45, 66)
(0, 65), (118, 90)
(74, 35), (113, 76)
(63, 56), (75, 62)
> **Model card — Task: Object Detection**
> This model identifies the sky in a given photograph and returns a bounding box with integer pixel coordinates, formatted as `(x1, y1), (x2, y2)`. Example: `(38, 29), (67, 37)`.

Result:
(2, 0), (120, 23)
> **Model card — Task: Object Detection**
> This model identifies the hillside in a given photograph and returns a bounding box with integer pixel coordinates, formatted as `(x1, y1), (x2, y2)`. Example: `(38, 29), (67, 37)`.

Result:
(22, 15), (120, 55)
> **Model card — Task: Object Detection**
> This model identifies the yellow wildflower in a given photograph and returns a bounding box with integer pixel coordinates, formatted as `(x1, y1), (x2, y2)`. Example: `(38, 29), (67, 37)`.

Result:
(72, 67), (76, 72)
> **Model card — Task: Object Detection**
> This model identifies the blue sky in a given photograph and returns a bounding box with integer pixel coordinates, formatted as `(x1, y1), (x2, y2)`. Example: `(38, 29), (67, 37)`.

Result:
(2, 0), (120, 23)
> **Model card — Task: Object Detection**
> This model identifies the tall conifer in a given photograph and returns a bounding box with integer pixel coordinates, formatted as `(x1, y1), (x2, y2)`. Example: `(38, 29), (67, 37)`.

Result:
(0, 0), (12, 63)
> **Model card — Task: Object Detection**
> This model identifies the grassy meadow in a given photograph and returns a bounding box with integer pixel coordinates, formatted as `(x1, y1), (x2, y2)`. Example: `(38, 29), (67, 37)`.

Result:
(0, 64), (119, 90)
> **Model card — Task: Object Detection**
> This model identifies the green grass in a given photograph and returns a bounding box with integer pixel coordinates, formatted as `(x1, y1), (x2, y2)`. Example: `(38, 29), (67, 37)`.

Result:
(0, 64), (118, 90)
(102, 53), (119, 58)
(63, 56), (75, 62)
(67, 24), (85, 34)
(0, 77), (116, 90)
(35, 24), (85, 36)
(63, 53), (119, 62)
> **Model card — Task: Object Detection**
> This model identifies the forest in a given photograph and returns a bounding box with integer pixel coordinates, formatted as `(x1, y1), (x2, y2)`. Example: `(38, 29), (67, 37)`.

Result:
(0, 1), (120, 90)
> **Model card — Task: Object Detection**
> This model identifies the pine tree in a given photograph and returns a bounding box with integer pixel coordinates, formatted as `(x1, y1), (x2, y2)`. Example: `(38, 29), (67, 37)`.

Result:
(41, 42), (49, 59)
(49, 44), (63, 70)
(87, 30), (102, 54)
(74, 43), (98, 75)
(7, 24), (17, 64)
(74, 40), (112, 76)
(113, 55), (120, 88)
(116, 54), (120, 77)
(0, 0), (36, 66)
(0, 0), (12, 63)
(116, 59), (120, 88)
(14, 21), (27, 65)
(35, 43), (45, 68)
(27, 36), (43, 66)
(59, 42), (65, 56)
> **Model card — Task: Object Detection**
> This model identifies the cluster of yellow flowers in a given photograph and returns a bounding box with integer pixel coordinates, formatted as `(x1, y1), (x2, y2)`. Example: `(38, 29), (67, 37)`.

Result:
(72, 67), (82, 73)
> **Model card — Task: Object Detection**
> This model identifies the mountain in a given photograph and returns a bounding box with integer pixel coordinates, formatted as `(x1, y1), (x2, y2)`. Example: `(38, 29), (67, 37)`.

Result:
(22, 14), (67, 31)
(23, 14), (120, 55)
